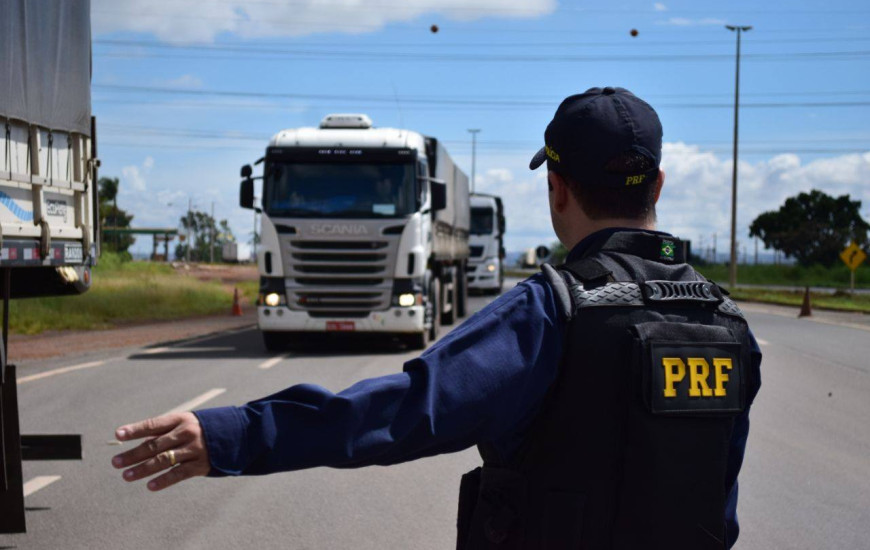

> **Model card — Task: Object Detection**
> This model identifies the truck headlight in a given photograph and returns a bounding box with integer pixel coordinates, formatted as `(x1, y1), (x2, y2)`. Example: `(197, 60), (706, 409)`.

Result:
(486, 263), (496, 272)
(264, 292), (282, 307)
(398, 293), (416, 307)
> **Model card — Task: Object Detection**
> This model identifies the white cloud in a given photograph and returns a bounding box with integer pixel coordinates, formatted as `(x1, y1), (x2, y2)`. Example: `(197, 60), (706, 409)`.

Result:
(659, 144), (870, 250)
(465, 145), (870, 253)
(92, 0), (557, 43)
(654, 3), (668, 11)
(121, 156), (154, 193)
(660, 17), (726, 27)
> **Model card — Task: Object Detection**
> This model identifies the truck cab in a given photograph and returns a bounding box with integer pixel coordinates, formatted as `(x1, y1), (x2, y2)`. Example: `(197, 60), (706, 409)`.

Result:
(240, 114), (470, 350)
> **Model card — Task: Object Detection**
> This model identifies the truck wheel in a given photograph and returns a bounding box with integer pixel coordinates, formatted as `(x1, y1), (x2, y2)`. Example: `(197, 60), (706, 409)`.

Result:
(428, 278), (441, 341)
(263, 331), (286, 352)
(405, 330), (429, 350)
(456, 262), (468, 319)
(441, 267), (456, 325)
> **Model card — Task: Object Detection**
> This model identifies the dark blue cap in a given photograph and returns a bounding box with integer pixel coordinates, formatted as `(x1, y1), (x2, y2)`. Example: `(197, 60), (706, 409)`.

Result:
(529, 87), (662, 187)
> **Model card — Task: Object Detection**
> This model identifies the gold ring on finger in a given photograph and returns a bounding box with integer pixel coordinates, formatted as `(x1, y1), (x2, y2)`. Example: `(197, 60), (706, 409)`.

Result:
(167, 449), (177, 467)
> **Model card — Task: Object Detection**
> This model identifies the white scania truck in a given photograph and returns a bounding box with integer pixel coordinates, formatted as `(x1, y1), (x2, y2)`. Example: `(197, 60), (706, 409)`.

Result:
(467, 193), (506, 294)
(240, 114), (470, 350)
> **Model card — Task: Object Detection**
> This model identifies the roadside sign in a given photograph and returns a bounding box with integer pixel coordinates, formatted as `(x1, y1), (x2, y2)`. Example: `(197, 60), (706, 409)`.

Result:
(840, 241), (867, 271)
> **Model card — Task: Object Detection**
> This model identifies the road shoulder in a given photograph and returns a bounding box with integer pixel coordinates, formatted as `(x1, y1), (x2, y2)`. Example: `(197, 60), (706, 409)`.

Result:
(738, 301), (870, 332)
(9, 311), (257, 363)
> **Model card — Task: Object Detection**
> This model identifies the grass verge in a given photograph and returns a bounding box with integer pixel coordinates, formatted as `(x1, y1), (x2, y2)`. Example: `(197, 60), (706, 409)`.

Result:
(695, 263), (869, 289)
(9, 254), (238, 335)
(728, 288), (870, 314)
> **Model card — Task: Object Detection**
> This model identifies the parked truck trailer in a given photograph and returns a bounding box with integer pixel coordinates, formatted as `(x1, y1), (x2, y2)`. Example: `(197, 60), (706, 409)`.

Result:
(240, 114), (470, 350)
(0, 0), (98, 533)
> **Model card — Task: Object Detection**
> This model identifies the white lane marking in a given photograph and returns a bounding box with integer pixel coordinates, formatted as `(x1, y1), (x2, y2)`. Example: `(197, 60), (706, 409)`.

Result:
(143, 346), (236, 355)
(756, 338), (770, 346)
(18, 361), (106, 385)
(23, 475), (62, 497)
(162, 388), (227, 416)
(258, 354), (289, 370)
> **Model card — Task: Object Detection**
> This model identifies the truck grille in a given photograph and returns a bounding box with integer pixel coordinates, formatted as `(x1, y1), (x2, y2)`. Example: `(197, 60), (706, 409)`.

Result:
(285, 238), (397, 314)
(470, 245), (485, 258)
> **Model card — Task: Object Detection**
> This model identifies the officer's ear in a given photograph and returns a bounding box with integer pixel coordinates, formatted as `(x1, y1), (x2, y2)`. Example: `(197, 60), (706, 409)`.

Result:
(548, 171), (571, 213)
(653, 169), (665, 205)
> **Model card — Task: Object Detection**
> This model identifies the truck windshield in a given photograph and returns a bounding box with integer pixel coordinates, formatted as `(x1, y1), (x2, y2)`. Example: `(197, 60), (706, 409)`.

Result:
(265, 162), (416, 218)
(470, 207), (495, 235)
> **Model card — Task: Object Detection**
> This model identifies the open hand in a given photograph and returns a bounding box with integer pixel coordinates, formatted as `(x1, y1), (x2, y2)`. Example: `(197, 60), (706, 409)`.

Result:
(112, 412), (211, 491)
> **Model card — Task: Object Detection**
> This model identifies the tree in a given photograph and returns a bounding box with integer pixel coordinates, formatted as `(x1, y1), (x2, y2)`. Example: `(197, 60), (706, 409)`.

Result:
(98, 176), (135, 254)
(749, 189), (870, 267)
(174, 210), (235, 262)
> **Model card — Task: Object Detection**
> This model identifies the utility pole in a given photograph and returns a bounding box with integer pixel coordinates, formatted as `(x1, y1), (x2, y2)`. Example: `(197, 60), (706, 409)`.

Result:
(726, 24), (752, 288)
(210, 201), (215, 264)
(186, 197), (192, 263)
(468, 129), (481, 193)
(754, 237), (758, 265)
(713, 233), (717, 264)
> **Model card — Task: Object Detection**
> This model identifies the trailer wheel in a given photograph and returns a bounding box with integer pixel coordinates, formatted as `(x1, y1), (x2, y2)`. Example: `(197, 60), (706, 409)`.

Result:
(263, 331), (287, 352)
(428, 278), (441, 341)
(405, 330), (429, 350)
(456, 261), (469, 318)
(441, 267), (456, 325)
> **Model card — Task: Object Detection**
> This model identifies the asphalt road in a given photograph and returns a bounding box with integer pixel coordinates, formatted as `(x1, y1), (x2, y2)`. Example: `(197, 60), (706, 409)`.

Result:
(3, 282), (869, 549)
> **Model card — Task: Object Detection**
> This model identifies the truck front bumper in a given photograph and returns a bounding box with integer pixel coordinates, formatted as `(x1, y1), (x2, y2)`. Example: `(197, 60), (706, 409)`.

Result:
(258, 305), (426, 333)
(467, 258), (502, 290)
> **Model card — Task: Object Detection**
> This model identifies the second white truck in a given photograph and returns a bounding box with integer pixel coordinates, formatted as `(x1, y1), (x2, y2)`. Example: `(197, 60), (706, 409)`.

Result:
(240, 114), (470, 350)
(467, 193), (506, 294)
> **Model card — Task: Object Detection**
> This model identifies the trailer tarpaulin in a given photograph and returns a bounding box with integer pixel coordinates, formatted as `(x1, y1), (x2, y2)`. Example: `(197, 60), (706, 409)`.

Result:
(0, 0), (91, 136)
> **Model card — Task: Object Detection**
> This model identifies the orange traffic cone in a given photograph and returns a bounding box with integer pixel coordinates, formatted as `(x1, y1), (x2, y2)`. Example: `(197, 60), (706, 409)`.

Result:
(232, 288), (243, 316)
(798, 286), (812, 318)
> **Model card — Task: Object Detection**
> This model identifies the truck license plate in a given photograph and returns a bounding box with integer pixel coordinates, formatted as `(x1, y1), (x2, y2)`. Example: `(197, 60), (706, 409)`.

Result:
(326, 321), (355, 332)
(64, 243), (83, 263)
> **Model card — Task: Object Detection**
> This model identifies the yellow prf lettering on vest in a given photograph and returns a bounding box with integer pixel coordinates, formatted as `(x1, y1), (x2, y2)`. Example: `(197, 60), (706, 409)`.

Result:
(662, 356), (733, 398)
(713, 358), (733, 397)
(688, 358), (714, 397)
(662, 358), (687, 398)
(625, 174), (646, 186)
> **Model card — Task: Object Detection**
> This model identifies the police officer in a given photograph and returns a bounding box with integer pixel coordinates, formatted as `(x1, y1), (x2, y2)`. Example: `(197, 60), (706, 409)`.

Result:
(112, 87), (761, 550)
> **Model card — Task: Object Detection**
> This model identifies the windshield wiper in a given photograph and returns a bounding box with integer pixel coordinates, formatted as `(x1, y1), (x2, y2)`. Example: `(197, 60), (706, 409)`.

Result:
(270, 208), (321, 217)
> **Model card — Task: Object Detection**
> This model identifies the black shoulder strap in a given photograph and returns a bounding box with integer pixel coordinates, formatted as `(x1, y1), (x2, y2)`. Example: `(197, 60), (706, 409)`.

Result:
(541, 263), (576, 322)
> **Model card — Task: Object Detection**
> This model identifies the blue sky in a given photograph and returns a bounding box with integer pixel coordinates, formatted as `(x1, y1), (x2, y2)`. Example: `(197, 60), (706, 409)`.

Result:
(91, 0), (870, 260)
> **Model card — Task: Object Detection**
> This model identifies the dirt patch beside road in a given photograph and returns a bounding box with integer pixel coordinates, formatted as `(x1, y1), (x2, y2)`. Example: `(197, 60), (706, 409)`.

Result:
(9, 262), (260, 362)
(10, 310), (257, 362)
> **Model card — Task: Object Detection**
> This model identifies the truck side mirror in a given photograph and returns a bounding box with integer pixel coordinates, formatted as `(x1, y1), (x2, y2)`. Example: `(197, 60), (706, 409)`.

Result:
(430, 180), (447, 211)
(240, 178), (254, 209)
(241, 164), (253, 178)
(498, 216), (506, 235)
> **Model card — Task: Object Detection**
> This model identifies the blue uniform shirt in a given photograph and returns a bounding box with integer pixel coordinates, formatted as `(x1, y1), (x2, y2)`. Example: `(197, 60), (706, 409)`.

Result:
(195, 228), (761, 546)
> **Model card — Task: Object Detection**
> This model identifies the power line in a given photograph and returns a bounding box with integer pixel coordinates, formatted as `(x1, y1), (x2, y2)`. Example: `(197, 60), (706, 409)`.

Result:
(92, 84), (870, 109)
(93, 36), (870, 51)
(93, 48), (870, 63)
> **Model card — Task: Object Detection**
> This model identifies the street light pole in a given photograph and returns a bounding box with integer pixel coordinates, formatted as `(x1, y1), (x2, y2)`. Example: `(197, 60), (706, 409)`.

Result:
(468, 129), (481, 193)
(726, 24), (751, 288)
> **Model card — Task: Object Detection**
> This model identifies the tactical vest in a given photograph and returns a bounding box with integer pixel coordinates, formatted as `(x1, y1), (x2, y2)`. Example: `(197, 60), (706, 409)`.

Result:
(456, 232), (755, 550)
